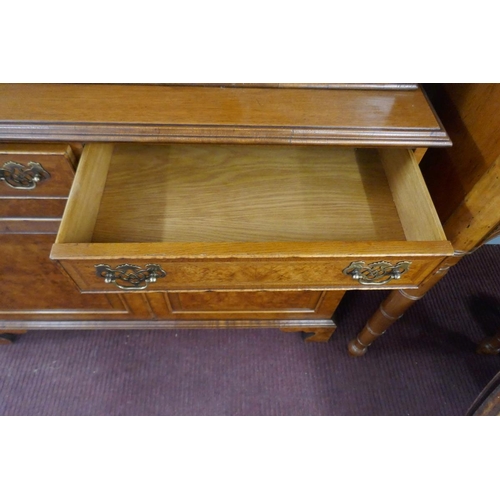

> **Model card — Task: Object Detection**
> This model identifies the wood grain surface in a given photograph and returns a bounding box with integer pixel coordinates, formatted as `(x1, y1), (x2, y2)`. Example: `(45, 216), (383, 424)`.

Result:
(0, 234), (151, 320)
(0, 219), (61, 234)
(56, 144), (113, 244)
(0, 144), (75, 198)
(51, 239), (454, 260)
(0, 198), (67, 218)
(0, 85), (450, 146)
(379, 148), (447, 241)
(0, 84), (455, 339)
(421, 84), (500, 222)
(443, 153), (500, 251)
(92, 144), (405, 244)
(145, 289), (344, 321)
(165, 83), (419, 90)
(57, 255), (448, 293)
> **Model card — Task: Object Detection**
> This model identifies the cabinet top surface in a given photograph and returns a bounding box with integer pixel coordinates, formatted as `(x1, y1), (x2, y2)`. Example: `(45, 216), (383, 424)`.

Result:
(0, 84), (450, 147)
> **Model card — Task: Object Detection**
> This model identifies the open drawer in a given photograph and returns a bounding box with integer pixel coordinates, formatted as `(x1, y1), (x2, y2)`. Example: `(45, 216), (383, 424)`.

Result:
(50, 143), (453, 293)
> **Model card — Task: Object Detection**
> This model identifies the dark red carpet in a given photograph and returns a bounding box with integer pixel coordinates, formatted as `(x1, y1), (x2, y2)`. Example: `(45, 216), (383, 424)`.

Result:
(1, 246), (500, 415)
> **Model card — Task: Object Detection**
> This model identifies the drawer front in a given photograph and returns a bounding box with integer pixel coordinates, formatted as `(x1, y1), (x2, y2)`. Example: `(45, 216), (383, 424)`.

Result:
(0, 219), (61, 234)
(0, 145), (75, 198)
(58, 256), (446, 293)
(0, 198), (67, 218)
(0, 198), (67, 234)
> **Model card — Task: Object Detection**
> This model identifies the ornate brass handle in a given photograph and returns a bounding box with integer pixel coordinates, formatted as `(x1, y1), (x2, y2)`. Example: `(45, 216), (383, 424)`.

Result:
(343, 260), (411, 285)
(0, 161), (51, 190)
(95, 263), (167, 290)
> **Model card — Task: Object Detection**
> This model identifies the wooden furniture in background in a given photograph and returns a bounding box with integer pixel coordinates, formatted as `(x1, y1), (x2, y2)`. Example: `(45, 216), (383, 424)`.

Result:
(467, 370), (500, 415)
(477, 325), (500, 355)
(0, 84), (452, 345)
(348, 84), (500, 356)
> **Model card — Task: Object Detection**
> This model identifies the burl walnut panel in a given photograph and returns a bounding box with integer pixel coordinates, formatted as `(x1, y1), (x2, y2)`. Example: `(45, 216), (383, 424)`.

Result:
(146, 290), (344, 320)
(0, 234), (151, 321)
(58, 256), (448, 293)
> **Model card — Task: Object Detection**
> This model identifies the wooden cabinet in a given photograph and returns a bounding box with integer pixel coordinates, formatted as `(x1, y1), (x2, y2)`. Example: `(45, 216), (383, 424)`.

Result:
(0, 144), (75, 234)
(0, 84), (452, 344)
(0, 234), (150, 323)
(0, 144), (151, 335)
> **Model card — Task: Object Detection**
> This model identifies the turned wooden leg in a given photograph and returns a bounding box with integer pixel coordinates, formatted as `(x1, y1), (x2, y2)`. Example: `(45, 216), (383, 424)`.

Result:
(348, 257), (459, 357)
(281, 327), (336, 343)
(348, 289), (425, 356)
(0, 330), (26, 345)
(477, 328), (500, 355)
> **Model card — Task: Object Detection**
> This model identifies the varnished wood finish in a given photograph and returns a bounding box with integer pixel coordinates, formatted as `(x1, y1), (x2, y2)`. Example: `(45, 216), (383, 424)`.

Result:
(143, 288), (341, 342)
(0, 144), (75, 197)
(476, 328), (500, 355)
(52, 143), (452, 293)
(467, 372), (500, 415)
(55, 144), (113, 244)
(348, 256), (458, 356)
(0, 84), (452, 345)
(168, 83), (419, 90)
(0, 318), (337, 334)
(0, 144), (73, 235)
(51, 240), (453, 261)
(379, 149), (446, 241)
(0, 85), (450, 146)
(146, 290), (344, 320)
(57, 255), (449, 293)
(93, 145), (405, 244)
(413, 148), (428, 163)
(0, 234), (151, 321)
(0, 198), (67, 218)
(420, 84), (500, 222)
(0, 218), (61, 234)
(442, 154), (500, 251)
(350, 84), (500, 356)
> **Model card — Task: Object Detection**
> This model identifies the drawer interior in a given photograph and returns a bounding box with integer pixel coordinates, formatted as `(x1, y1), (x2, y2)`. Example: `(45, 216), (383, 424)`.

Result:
(56, 143), (446, 246)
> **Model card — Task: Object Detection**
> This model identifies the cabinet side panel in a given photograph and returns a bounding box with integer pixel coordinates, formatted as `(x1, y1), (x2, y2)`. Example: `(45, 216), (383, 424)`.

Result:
(421, 84), (500, 222)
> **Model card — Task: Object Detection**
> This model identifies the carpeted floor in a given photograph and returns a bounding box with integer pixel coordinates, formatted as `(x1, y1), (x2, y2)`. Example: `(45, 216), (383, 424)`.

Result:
(1, 246), (500, 416)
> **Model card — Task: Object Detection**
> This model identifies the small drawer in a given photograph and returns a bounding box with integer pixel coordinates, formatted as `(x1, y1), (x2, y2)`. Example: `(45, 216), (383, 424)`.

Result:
(0, 218), (61, 234)
(55, 252), (448, 292)
(0, 198), (67, 218)
(50, 143), (453, 292)
(0, 144), (75, 197)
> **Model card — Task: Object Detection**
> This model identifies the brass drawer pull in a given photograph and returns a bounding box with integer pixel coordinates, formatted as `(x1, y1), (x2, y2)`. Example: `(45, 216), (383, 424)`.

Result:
(95, 263), (167, 290)
(0, 161), (51, 190)
(343, 260), (411, 285)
